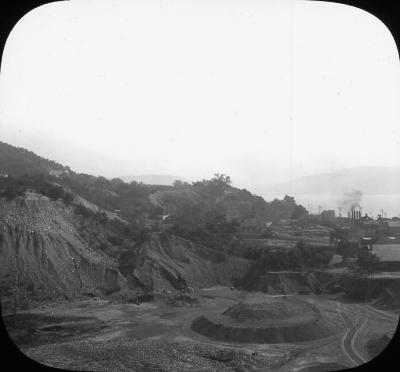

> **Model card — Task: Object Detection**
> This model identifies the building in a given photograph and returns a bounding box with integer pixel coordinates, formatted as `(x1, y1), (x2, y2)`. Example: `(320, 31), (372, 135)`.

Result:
(238, 218), (271, 234)
(386, 221), (400, 237)
(360, 237), (373, 250)
(360, 213), (372, 221)
(159, 215), (178, 230)
(239, 218), (263, 234)
(321, 210), (335, 220)
(348, 210), (361, 220)
(49, 168), (69, 178)
(372, 243), (400, 271)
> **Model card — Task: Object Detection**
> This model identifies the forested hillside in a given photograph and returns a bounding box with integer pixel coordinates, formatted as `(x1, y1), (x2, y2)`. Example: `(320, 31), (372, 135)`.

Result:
(0, 141), (68, 177)
(0, 141), (309, 251)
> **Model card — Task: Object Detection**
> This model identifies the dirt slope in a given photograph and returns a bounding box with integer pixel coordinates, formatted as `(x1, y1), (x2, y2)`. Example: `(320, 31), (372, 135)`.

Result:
(0, 194), (124, 302)
(0, 194), (254, 304)
(238, 270), (322, 295)
(339, 275), (400, 309)
(119, 233), (252, 292)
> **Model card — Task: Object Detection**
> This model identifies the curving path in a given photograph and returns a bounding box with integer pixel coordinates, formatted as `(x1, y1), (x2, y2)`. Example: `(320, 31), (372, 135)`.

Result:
(364, 304), (399, 322)
(337, 304), (367, 366)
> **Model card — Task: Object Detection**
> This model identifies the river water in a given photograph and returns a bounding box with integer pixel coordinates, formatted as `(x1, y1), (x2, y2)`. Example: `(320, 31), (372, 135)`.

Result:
(262, 193), (400, 218)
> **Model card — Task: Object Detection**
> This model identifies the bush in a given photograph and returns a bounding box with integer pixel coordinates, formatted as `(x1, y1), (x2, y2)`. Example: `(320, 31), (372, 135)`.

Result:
(355, 250), (380, 275)
(40, 183), (64, 200)
(95, 211), (108, 224)
(61, 191), (74, 205)
(74, 204), (93, 218)
(3, 186), (21, 200)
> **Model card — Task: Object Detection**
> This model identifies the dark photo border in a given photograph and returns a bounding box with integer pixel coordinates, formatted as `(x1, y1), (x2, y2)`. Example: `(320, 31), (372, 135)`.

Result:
(0, 1), (398, 371)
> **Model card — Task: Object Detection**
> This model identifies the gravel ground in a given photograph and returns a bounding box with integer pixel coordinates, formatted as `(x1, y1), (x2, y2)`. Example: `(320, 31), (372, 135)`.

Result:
(22, 338), (275, 371)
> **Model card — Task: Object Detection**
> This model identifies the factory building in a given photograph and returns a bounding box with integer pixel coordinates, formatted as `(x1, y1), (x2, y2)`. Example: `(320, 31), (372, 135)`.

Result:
(348, 209), (362, 220)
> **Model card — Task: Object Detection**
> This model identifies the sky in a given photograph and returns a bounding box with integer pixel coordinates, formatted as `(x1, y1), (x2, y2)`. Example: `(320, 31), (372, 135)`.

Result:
(0, 0), (399, 190)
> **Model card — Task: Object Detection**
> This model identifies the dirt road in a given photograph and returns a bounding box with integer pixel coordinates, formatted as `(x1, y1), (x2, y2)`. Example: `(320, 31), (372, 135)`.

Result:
(337, 304), (367, 366)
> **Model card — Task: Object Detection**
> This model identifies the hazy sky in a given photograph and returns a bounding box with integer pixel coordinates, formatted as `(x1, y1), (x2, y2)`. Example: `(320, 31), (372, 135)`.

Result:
(0, 0), (399, 189)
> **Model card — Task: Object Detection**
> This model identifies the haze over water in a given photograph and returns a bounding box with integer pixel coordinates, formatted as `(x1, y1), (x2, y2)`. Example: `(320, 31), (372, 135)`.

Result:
(261, 193), (400, 218)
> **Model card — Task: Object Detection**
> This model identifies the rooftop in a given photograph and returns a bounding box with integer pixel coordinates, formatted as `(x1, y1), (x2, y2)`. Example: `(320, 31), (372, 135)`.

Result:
(387, 221), (400, 228)
(372, 244), (400, 262)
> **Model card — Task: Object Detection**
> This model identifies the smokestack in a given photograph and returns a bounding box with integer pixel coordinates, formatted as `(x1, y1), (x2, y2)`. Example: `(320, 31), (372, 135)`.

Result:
(348, 212), (350, 219)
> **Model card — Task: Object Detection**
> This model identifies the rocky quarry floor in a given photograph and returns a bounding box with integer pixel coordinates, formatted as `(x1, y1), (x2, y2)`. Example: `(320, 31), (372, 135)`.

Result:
(4, 286), (398, 372)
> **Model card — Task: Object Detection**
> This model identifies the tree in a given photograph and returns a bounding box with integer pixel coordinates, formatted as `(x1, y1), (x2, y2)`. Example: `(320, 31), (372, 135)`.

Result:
(283, 195), (295, 205)
(355, 250), (380, 276)
(173, 180), (185, 187)
(292, 204), (308, 220)
(336, 240), (354, 259)
(3, 185), (19, 200)
(41, 183), (64, 200)
(211, 173), (231, 187)
(61, 191), (74, 205)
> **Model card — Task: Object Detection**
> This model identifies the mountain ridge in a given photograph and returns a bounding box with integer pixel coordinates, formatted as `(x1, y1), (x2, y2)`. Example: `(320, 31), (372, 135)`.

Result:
(258, 166), (400, 196)
(119, 174), (189, 185)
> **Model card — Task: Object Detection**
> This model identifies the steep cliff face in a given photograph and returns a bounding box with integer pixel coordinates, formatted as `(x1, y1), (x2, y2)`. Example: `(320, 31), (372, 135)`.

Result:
(119, 234), (252, 292)
(0, 194), (124, 301)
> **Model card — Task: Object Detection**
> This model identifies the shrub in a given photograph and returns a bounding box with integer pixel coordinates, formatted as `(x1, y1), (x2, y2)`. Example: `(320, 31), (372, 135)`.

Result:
(74, 204), (93, 218)
(61, 191), (74, 205)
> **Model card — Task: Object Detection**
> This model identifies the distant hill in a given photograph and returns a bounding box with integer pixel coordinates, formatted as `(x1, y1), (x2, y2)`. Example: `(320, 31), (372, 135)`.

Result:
(0, 141), (67, 177)
(119, 174), (189, 185)
(259, 167), (400, 195)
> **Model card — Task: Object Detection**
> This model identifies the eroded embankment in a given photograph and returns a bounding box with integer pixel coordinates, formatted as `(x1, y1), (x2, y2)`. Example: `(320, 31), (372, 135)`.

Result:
(0, 196), (124, 302)
(119, 233), (252, 292)
(238, 271), (322, 295)
(0, 195), (253, 303)
(338, 275), (400, 309)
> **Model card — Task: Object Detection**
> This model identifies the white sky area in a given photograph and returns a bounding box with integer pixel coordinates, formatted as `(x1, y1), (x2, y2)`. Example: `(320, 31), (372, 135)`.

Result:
(0, 0), (399, 190)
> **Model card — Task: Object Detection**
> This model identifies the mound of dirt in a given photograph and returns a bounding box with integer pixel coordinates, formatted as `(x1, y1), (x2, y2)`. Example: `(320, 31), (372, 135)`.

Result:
(191, 298), (335, 343)
(191, 315), (333, 344)
(223, 301), (296, 322)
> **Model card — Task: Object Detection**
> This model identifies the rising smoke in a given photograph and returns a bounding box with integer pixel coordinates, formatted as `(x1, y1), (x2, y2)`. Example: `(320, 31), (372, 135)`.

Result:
(340, 190), (362, 211)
